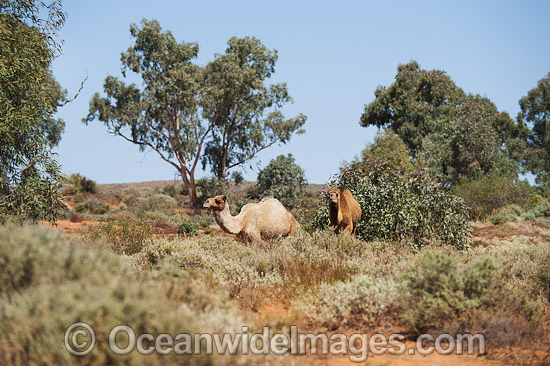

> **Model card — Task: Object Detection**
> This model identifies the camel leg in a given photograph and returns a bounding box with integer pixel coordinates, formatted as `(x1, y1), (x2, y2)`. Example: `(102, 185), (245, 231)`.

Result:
(289, 219), (298, 236)
(351, 223), (357, 236)
(343, 224), (353, 235)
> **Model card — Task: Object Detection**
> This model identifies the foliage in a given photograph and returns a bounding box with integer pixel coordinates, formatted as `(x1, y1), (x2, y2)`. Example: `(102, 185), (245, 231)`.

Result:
(201, 37), (306, 180)
(518, 72), (550, 182)
(253, 154), (308, 208)
(0, 224), (243, 366)
(0, 1), (67, 223)
(231, 171), (244, 185)
(138, 193), (178, 212)
(97, 216), (153, 254)
(74, 197), (110, 215)
(298, 275), (398, 328)
(63, 173), (98, 194)
(536, 253), (550, 300)
(179, 221), (200, 236)
(353, 128), (413, 174)
(400, 251), (538, 333)
(314, 161), (472, 249)
(85, 19), (305, 204)
(521, 199), (550, 220)
(452, 173), (534, 220)
(360, 61), (524, 184)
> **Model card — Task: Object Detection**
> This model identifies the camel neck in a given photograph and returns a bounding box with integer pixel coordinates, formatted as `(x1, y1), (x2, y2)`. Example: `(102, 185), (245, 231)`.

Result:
(214, 204), (241, 235)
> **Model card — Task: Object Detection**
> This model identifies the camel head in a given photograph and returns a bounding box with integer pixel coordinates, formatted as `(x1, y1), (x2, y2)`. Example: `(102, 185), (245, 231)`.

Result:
(203, 195), (227, 211)
(329, 188), (340, 205)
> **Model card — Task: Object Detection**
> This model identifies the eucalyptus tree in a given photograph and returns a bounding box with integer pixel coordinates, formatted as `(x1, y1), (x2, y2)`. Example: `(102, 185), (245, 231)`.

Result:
(360, 61), (524, 184)
(517, 72), (550, 187)
(86, 20), (306, 205)
(0, 0), (67, 223)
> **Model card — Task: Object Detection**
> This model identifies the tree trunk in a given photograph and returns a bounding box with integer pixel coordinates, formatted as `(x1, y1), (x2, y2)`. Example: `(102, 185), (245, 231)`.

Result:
(188, 175), (197, 206)
(180, 168), (198, 207)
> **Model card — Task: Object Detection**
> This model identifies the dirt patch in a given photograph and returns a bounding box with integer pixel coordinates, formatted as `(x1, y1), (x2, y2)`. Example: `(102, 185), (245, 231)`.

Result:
(51, 219), (101, 234)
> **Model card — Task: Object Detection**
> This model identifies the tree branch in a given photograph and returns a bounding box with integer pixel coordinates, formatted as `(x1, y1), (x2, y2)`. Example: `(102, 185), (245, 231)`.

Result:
(57, 75), (88, 107)
(227, 138), (280, 170)
(114, 130), (181, 172)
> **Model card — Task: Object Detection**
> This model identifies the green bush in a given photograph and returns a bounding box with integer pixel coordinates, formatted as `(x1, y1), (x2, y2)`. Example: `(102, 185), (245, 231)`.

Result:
(97, 216), (153, 254)
(488, 213), (516, 225)
(64, 173), (98, 194)
(74, 197), (110, 215)
(179, 221), (200, 236)
(162, 183), (187, 198)
(522, 199), (550, 220)
(314, 161), (472, 249)
(400, 251), (539, 333)
(452, 174), (534, 220)
(190, 214), (215, 228)
(254, 154), (308, 209)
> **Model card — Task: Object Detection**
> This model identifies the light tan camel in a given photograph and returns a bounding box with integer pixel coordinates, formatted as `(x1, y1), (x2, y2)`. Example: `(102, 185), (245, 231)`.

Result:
(203, 195), (300, 244)
(328, 186), (362, 236)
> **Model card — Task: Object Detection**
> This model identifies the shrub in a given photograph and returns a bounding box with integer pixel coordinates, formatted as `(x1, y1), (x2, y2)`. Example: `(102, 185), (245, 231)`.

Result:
(255, 154), (308, 209)
(452, 174), (534, 220)
(64, 173), (98, 194)
(97, 216), (153, 254)
(314, 161), (472, 249)
(179, 221), (200, 236)
(74, 197), (110, 215)
(488, 213), (516, 225)
(190, 214), (215, 228)
(522, 199), (550, 220)
(162, 183), (187, 198)
(0, 225), (243, 366)
(139, 193), (178, 212)
(536, 253), (550, 300)
(400, 251), (539, 333)
(231, 171), (244, 185)
(297, 275), (398, 328)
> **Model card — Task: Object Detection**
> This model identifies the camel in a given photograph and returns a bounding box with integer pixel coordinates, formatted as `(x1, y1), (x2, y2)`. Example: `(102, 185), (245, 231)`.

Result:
(328, 186), (362, 236)
(203, 195), (300, 244)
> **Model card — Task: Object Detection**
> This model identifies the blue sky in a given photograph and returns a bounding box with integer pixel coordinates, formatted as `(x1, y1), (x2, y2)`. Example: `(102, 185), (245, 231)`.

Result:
(51, 0), (550, 184)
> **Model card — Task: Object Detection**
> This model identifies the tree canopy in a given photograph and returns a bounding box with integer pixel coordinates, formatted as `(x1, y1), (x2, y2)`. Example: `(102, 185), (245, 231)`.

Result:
(254, 154), (307, 209)
(85, 19), (306, 205)
(360, 61), (524, 184)
(518, 72), (550, 186)
(0, 0), (67, 223)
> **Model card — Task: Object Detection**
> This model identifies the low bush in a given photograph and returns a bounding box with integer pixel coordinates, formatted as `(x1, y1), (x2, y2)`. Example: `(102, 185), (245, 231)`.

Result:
(97, 216), (153, 255)
(0, 225), (245, 366)
(297, 275), (398, 328)
(536, 253), (550, 300)
(399, 251), (540, 333)
(69, 212), (85, 223)
(488, 213), (516, 225)
(138, 193), (178, 212)
(522, 199), (550, 220)
(255, 154), (308, 209)
(74, 197), (110, 215)
(452, 174), (534, 220)
(179, 221), (200, 236)
(64, 173), (98, 194)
